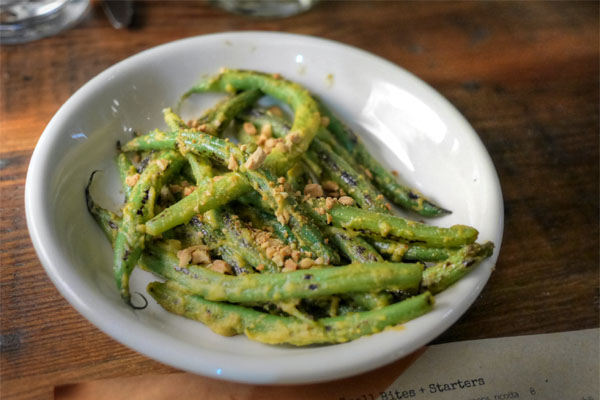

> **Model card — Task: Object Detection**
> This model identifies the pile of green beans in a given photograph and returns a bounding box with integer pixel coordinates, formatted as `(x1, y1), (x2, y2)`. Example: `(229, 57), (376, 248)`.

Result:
(86, 69), (494, 346)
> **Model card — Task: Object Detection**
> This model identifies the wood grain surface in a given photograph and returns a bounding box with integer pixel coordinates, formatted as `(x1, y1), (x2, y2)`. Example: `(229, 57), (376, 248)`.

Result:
(1, 1), (598, 399)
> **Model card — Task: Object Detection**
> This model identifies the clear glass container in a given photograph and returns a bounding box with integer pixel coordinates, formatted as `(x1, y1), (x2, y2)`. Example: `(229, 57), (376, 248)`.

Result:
(0, 0), (89, 45)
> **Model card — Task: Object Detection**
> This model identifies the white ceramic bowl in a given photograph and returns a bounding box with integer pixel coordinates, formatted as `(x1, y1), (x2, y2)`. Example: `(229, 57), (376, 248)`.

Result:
(25, 32), (503, 384)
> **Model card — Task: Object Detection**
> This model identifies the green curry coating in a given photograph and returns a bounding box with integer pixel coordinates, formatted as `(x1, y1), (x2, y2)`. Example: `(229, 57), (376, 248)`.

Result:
(113, 150), (185, 303)
(115, 152), (137, 199)
(422, 241), (494, 294)
(366, 237), (456, 262)
(302, 198), (478, 248)
(238, 109), (391, 213)
(147, 281), (434, 346)
(140, 244), (423, 303)
(183, 69), (321, 175)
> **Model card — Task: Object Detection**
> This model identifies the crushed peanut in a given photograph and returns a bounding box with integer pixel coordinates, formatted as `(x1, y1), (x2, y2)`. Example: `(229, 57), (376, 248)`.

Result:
(291, 250), (300, 262)
(274, 142), (289, 153)
(256, 135), (267, 146)
(243, 122), (257, 135)
(244, 147), (267, 170)
(280, 246), (292, 257)
(266, 247), (277, 258)
(376, 194), (384, 201)
(391, 170), (399, 177)
(191, 248), (211, 264)
(265, 137), (278, 149)
(325, 197), (337, 210)
(260, 123), (272, 138)
(272, 253), (284, 267)
(210, 260), (232, 274)
(283, 259), (297, 272)
(304, 183), (324, 198)
(322, 181), (339, 191)
(299, 258), (314, 269)
(177, 250), (192, 267)
(156, 158), (169, 171)
(228, 154), (238, 170)
(125, 173), (140, 187)
(315, 207), (326, 215)
(326, 213), (333, 224)
(176, 245), (209, 267)
(183, 186), (196, 197)
(338, 196), (354, 206)
(364, 168), (373, 179)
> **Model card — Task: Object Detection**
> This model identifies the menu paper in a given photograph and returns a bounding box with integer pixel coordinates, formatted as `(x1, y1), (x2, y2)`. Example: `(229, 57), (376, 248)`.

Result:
(55, 329), (599, 400)
(355, 328), (599, 400)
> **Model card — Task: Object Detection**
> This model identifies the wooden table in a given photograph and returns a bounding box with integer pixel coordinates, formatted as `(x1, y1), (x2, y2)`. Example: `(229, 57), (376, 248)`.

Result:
(1, 1), (598, 398)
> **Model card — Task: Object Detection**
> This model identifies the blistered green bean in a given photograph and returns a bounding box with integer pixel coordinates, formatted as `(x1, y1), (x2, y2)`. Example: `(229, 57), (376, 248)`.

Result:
(302, 198), (477, 248)
(141, 244), (423, 303)
(148, 281), (434, 346)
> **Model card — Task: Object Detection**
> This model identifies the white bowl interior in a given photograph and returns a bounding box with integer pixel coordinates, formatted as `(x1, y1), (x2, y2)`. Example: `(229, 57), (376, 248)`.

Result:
(26, 32), (503, 384)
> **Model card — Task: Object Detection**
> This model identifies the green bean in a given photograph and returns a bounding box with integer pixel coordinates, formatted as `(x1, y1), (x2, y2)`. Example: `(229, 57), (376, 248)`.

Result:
(342, 291), (393, 311)
(302, 198), (477, 248)
(241, 167), (339, 265)
(113, 150), (185, 303)
(236, 112), (323, 182)
(166, 154), (279, 274)
(183, 69), (321, 175)
(147, 281), (434, 345)
(125, 126), (335, 263)
(315, 226), (393, 310)
(186, 217), (253, 275)
(301, 153), (323, 181)
(185, 153), (213, 184)
(239, 201), (389, 308)
(310, 138), (390, 213)
(148, 129), (339, 263)
(116, 152), (137, 199)
(217, 206), (279, 273)
(322, 226), (383, 264)
(122, 130), (177, 152)
(235, 188), (337, 263)
(317, 100), (450, 217)
(163, 107), (190, 131)
(183, 88), (264, 137)
(145, 172), (250, 235)
(141, 245), (423, 303)
(368, 237), (455, 262)
(236, 204), (299, 247)
(422, 241), (494, 294)
(285, 161), (311, 193)
(85, 171), (120, 244)
(238, 109), (390, 212)
(237, 108), (292, 137)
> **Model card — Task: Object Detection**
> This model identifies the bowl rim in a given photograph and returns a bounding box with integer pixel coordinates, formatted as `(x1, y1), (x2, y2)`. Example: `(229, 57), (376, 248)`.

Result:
(25, 31), (504, 384)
